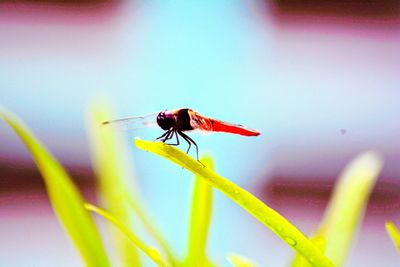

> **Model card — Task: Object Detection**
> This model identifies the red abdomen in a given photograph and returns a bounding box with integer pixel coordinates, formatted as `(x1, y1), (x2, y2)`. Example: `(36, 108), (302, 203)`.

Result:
(211, 119), (261, 136)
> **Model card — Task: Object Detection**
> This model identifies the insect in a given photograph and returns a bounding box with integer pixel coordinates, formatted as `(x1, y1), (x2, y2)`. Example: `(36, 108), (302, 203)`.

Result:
(102, 108), (261, 160)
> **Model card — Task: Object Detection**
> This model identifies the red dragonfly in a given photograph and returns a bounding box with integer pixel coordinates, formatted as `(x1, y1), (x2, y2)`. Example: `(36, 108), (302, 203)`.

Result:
(102, 108), (261, 159)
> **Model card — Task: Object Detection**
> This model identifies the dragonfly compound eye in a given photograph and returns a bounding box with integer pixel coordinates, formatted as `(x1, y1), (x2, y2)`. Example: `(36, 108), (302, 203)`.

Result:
(157, 111), (176, 130)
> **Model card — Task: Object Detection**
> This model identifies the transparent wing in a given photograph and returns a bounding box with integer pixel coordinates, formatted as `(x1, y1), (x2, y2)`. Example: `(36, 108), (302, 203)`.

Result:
(101, 112), (159, 131)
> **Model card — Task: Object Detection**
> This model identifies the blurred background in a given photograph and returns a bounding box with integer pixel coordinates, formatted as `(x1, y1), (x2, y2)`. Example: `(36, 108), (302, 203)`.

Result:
(0, 0), (399, 266)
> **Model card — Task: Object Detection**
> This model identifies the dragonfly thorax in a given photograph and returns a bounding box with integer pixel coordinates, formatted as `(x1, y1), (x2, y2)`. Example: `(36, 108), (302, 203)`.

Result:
(157, 111), (176, 130)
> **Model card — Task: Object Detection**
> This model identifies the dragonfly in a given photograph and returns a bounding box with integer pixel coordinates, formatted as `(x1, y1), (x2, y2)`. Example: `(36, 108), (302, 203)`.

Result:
(102, 108), (261, 160)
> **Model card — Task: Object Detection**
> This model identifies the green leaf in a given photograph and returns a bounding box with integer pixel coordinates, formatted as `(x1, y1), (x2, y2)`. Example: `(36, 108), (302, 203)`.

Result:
(185, 155), (215, 267)
(124, 193), (179, 266)
(87, 100), (142, 266)
(386, 221), (400, 254)
(87, 98), (178, 266)
(85, 203), (170, 267)
(291, 236), (326, 267)
(227, 253), (257, 267)
(291, 152), (383, 267)
(0, 106), (110, 267)
(315, 152), (383, 267)
(135, 139), (335, 267)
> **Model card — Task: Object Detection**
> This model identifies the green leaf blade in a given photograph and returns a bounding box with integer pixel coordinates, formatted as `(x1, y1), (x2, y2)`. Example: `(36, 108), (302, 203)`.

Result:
(135, 139), (335, 267)
(0, 106), (111, 267)
(85, 203), (170, 267)
(227, 253), (257, 267)
(87, 100), (143, 266)
(87, 99), (178, 266)
(291, 236), (326, 267)
(386, 221), (400, 254)
(291, 152), (383, 267)
(316, 152), (383, 266)
(185, 155), (215, 267)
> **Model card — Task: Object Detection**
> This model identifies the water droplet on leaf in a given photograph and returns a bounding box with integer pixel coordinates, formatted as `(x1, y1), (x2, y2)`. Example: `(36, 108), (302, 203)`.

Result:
(284, 237), (297, 246)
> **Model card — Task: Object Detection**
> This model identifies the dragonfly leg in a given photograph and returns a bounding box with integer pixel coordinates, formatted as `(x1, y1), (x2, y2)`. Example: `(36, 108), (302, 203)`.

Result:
(177, 131), (191, 154)
(155, 130), (170, 141)
(167, 131), (180, 146)
(162, 130), (175, 142)
(178, 131), (200, 162)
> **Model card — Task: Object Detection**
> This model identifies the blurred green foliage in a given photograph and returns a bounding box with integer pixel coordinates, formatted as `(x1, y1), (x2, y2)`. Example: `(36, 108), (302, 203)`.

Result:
(0, 103), (391, 267)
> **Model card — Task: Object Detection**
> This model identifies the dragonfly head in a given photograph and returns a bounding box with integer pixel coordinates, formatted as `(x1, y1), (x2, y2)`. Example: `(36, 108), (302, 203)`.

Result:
(157, 111), (176, 130)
